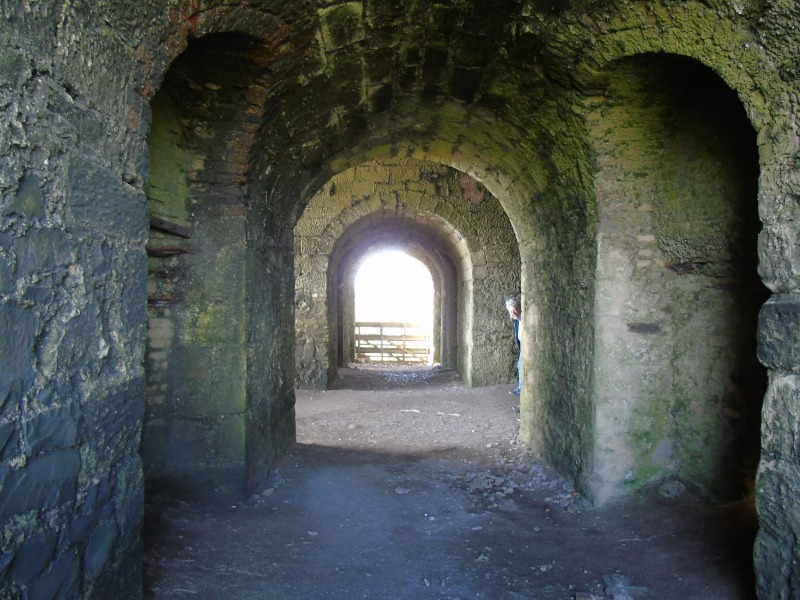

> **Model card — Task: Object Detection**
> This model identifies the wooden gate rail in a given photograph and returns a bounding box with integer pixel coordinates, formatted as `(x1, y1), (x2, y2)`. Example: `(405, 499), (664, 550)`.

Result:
(355, 322), (432, 364)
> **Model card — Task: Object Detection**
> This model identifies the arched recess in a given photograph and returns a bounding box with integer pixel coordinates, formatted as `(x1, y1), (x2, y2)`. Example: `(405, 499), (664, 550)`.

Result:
(331, 217), (459, 374)
(142, 32), (297, 496)
(584, 52), (768, 504)
(294, 159), (521, 389)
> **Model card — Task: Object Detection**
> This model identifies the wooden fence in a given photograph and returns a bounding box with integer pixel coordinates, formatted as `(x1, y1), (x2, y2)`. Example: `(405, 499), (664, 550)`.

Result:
(354, 322), (432, 364)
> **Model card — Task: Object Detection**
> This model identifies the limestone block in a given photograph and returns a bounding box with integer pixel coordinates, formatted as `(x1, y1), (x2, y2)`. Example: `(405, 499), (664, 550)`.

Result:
(23, 549), (79, 598)
(6, 532), (57, 585)
(21, 404), (80, 455)
(0, 449), (80, 519)
(0, 305), (37, 414)
(758, 223), (800, 293)
(755, 458), (800, 599)
(84, 519), (118, 580)
(758, 294), (800, 372)
(760, 372), (800, 462)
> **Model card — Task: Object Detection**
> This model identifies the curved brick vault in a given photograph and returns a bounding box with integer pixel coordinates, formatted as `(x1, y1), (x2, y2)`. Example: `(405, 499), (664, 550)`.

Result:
(2, 1), (800, 597)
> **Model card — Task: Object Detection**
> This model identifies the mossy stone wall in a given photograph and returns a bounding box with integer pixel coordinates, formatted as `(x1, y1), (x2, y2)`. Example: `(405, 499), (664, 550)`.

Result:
(586, 54), (766, 502)
(2, 0), (800, 597)
(140, 33), (299, 495)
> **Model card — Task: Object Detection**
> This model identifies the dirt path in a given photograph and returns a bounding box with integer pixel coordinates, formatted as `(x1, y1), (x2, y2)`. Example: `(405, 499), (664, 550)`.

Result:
(143, 366), (757, 599)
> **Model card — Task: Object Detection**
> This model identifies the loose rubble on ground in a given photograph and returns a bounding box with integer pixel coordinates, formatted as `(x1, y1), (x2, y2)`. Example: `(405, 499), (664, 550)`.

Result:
(241, 435), (651, 600)
(143, 368), (749, 599)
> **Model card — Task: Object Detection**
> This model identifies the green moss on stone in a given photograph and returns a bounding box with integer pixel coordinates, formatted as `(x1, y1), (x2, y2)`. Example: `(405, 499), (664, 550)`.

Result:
(7, 176), (45, 218)
(144, 91), (192, 228)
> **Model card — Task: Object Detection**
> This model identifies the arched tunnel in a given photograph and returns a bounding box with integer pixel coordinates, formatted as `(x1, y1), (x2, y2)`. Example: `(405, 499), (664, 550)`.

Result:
(294, 159), (521, 389)
(140, 13), (765, 507)
(2, 1), (799, 597)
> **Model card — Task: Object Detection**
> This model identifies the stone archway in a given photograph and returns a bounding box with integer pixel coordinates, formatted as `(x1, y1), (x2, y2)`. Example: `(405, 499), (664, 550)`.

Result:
(294, 159), (521, 389)
(7, 1), (800, 596)
(141, 32), (298, 496)
(330, 218), (459, 374)
(584, 52), (767, 504)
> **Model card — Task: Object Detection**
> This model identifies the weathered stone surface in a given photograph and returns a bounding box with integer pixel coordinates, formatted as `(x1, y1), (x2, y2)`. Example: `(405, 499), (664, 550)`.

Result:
(755, 337), (800, 594)
(69, 494), (105, 546)
(0, 7), (146, 589)
(26, 549), (79, 600)
(7, 532), (57, 584)
(758, 294), (800, 372)
(7, 175), (45, 218)
(84, 519), (119, 581)
(0, 421), (15, 459)
(755, 454), (800, 599)
(67, 160), (148, 239)
(22, 404), (81, 455)
(585, 53), (767, 503)
(1, 0), (799, 596)
(0, 305), (36, 411)
(0, 449), (80, 518)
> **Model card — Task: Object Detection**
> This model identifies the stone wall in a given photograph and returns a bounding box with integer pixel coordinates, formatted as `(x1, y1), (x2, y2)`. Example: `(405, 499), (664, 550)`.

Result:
(0, 3), (150, 595)
(140, 38), (250, 493)
(140, 32), (299, 495)
(2, 0), (800, 597)
(294, 159), (521, 389)
(586, 54), (767, 502)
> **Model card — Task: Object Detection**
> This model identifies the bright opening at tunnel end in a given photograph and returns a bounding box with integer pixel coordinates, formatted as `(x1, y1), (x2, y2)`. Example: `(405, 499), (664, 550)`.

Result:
(354, 250), (434, 365)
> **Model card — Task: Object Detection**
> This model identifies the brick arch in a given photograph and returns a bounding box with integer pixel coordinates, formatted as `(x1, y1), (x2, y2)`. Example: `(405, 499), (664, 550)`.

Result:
(135, 4), (308, 101)
(294, 158), (520, 389)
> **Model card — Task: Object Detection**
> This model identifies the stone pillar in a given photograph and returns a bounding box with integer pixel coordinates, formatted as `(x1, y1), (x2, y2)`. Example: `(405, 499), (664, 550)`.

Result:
(755, 294), (800, 598)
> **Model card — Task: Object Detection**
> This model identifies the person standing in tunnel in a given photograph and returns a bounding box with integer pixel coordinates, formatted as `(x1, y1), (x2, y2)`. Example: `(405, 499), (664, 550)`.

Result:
(505, 294), (522, 398)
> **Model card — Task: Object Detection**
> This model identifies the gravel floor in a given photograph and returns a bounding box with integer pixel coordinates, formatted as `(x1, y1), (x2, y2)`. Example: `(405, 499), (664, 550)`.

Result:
(143, 366), (757, 599)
